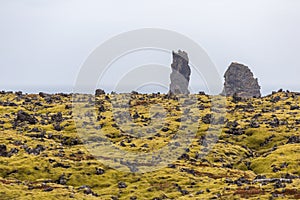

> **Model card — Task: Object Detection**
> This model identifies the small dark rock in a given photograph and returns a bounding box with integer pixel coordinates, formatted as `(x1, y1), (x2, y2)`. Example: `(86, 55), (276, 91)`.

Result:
(286, 135), (300, 144)
(202, 114), (211, 124)
(44, 187), (54, 192)
(56, 174), (67, 185)
(15, 110), (38, 124)
(95, 89), (105, 95)
(118, 181), (127, 188)
(96, 168), (105, 175)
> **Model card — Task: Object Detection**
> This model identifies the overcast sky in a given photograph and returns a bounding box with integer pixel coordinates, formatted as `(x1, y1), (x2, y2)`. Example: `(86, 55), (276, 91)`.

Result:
(0, 0), (299, 95)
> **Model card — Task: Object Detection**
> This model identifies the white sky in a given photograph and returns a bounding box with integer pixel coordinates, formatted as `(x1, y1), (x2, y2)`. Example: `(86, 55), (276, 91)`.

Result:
(0, 0), (299, 95)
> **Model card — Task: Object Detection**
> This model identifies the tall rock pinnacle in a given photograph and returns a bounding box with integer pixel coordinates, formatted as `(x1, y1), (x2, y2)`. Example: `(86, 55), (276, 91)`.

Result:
(169, 50), (191, 95)
(222, 62), (261, 98)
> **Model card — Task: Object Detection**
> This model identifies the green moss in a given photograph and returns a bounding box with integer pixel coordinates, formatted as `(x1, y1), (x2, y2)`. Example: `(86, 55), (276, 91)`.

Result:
(0, 93), (299, 199)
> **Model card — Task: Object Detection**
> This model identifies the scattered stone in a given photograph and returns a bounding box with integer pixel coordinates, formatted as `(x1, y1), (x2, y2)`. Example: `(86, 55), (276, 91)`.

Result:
(250, 120), (260, 128)
(95, 89), (105, 95)
(24, 144), (45, 155)
(56, 174), (67, 185)
(253, 178), (292, 184)
(53, 123), (63, 131)
(268, 117), (280, 128)
(0, 144), (8, 157)
(286, 135), (300, 144)
(196, 190), (204, 195)
(95, 168), (105, 175)
(167, 164), (176, 168)
(132, 112), (139, 119)
(118, 182), (127, 188)
(161, 127), (169, 132)
(53, 162), (71, 169)
(44, 187), (54, 192)
(178, 153), (189, 160)
(290, 105), (299, 110)
(202, 114), (212, 124)
(51, 112), (63, 123)
(15, 110), (38, 124)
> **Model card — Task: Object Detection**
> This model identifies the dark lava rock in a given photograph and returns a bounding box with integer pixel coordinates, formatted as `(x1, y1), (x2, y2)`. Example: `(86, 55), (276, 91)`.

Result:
(78, 185), (98, 196)
(61, 137), (81, 146)
(132, 112), (139, 119)
(286, 135), (300, 144)
(274, 181), (286, 189)
(167, 164), (176, 168)
(178, 153), (190, 160)
(270, 96), (281, 103)
(98, 105), (106, 112)
(290, 105), (299, 110)
(39, 92), (49, 98)
(268, 117), (280, 127)
(222, 62), (261, 98)
(250, 120), (260, 128)
(7, 148), (19, 157)
(15, 110), (38, 124)
(180, 189), (189, 195)
(0, 144), (7, 157)
(51, 112), (63, 123)
(95, 89), (105, 95)
(169, 50), (191, 95)
(118, 181), (127, 188)
(254, 175), (267, 180)
(283, 173), (298, 179)
(44, 187), (54, 192)
(234, 177), (250, 186)
(0, 144), (18, 157)
(3, 102), (18, 107)
(196, 190), (204, 195)
(24, 144), (45, 155)
(56, 174), (67, 185)
(15, 91), (22, 96)
(53, 162), (71, 169)
(131, 91), (139, 95)
(53, 123), (63, 131)
(225, 127), (244, 135)
(202, 114), (212, 124)
(95, 168), (105, 175)
(161, 127), (169, 132)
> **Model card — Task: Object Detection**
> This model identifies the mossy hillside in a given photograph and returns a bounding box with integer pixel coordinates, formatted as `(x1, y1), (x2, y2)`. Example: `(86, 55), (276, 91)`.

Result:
(0, 91), (299, 199)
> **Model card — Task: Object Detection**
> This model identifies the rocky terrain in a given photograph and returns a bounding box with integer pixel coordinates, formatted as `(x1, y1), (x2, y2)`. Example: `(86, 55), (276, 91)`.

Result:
(0, 90), (299, 199)
(222, 62), (261, 98)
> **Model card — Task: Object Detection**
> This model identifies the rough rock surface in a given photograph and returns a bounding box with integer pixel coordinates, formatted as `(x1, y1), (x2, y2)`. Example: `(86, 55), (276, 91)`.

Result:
(222, 62), (261, 98)
(169, 50), (191, 95)
(95, 89), (105, 96)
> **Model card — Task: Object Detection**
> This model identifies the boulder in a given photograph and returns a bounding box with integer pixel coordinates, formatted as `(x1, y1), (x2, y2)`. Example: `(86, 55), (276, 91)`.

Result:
(95, 89), (105, 96)
(222, 62), (261, 98)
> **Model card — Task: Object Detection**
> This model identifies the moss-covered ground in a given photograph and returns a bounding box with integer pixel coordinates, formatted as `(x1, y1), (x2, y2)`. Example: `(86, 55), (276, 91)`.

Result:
(0, 91), (299, 199)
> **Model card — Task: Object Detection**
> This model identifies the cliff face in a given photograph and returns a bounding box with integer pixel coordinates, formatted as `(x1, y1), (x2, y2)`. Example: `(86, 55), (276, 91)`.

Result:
(169, 50), (191, 95)
(222, 62), (261, 98)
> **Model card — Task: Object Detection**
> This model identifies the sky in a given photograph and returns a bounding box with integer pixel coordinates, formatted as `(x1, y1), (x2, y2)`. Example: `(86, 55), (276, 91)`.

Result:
(0, 0), (299, 95)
